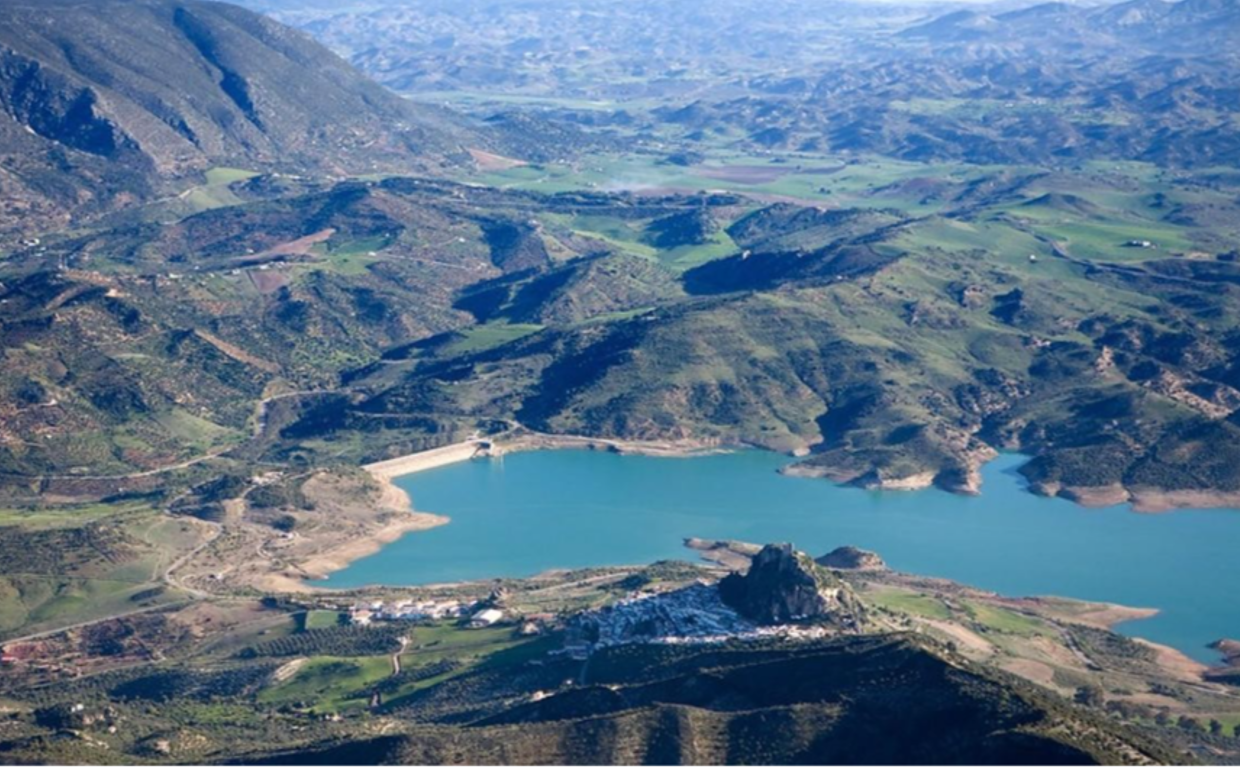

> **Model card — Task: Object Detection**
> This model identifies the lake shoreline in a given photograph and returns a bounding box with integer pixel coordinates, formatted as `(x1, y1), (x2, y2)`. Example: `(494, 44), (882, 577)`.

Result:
(366, 436), (1240, 518)
(304, 447), (1240, 669)
(359, 432), (731, 538)
(261, 510), (448, 594)
(269, 465), (453, 594)
(311, 439), (1240, 599)
(499, 432), (731, 459)
(308, 440), (1240, 595)
(295, 509), (1216, 683)
(312, 434), (729, 591)
(1032, 480), (1240, 514)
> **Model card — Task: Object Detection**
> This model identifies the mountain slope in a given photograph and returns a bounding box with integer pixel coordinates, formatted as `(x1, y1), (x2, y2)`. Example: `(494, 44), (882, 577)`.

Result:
(901, 0), (1240, 52)
(327, 184), (1240, 503)
(0, 0), (479, 237)
(249, 635), (1175, 765)
(0, 180), (736, 492)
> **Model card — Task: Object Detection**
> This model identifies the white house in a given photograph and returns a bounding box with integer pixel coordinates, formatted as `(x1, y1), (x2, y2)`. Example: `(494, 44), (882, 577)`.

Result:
(470, 608), (504, 628)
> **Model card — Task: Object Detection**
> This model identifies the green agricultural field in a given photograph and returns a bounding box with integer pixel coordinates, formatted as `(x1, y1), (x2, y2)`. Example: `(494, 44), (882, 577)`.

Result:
(301, 235), (395, 276)
(204, 167), (260, 186)
(0, 575), (185, 636)
(395, 623), (536, 677)
(464, 147), (1039, 220)
(376, 625), (551, 707)
(0, 504), (134, 530)
(1033, 219), (1196, 262)
(255, 623), (544, 714)
(175, 168), (261, 214)
(405, 622), (524, 654)
(899, 216), (1045, 254)
(0, 506), (200, 637)
(327, 235), (395, 259)
(570, 307), (656, 328)
(159, 701), (264, 727)
(963, 602), (1055, 637)
(466, 150), (877, 206)
(444, 323), (545, 355)
(659, 229), (740, 271)
(542, 209), (741, 271)
(865, 589), (953, 620)
(258, 655), (394, 713)
(409, 90), (656, 113)
(543, 212), (658, 258)
(154, 409), (241, 452)
(301, 610), (345, 631)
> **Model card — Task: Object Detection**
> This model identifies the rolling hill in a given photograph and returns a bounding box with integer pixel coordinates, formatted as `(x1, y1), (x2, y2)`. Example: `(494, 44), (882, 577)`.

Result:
(0, 0), (483, 237)
(249, 635), (1176, 766)
(1, 2), (1240, 764)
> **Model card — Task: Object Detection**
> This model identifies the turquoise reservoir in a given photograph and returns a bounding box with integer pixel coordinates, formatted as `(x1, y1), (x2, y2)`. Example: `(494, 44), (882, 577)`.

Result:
(318, 450), (1239, 661)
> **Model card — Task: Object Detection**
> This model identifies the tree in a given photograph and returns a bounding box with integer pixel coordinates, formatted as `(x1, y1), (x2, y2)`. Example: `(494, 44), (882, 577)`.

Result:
(1208, 719), (1224, 736)
(1074, 684), (1105, 708)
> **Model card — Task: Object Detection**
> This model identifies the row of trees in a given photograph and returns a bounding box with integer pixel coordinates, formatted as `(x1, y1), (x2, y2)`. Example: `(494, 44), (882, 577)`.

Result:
(1081, 687), (1237, 739)
(238, 625), (406, 659)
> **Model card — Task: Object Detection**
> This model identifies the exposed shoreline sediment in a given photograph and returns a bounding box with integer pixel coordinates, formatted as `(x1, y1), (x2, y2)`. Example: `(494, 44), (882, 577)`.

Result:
(359, 432), (729, 517)
(289, 434), (728, 588)
(266, 512), (447, 593)
(300, 436), (1240, 592)
(1033, 480), (1240, 514)
(266, 448), (480, 592)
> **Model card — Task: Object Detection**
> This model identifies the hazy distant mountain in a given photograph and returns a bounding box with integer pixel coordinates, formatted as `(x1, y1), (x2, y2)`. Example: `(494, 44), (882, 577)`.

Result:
(233, 0), (1240, 169)
(0, 0), (481, 236)
(901, 0), (1240, 52)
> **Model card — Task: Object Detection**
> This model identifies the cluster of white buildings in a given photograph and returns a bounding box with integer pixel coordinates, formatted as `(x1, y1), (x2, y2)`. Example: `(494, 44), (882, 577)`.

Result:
(470, 608), (505, 628)
(562, 584), (756, 658)
(347, 598), (511, 629)
(561, 583), (840, 659)
(349, 598), (468, 626)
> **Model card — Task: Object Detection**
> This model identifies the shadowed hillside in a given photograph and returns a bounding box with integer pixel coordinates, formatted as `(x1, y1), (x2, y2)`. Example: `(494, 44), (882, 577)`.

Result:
(0, 0), (481, 236)
(249, 635), (1175, 765)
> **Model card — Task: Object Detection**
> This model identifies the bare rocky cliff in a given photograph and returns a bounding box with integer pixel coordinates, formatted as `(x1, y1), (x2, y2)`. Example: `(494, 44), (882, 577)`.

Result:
(719, 542), (869, 628)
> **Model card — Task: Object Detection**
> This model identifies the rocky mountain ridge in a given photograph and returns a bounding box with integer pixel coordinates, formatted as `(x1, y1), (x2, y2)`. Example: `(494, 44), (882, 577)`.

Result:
(0, 0), (483, 237)
(719, 543), (870, 628)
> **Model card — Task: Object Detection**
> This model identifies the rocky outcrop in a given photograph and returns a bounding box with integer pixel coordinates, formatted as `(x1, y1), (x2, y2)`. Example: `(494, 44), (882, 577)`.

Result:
(683, 537), (762, 571)
(1206, 639), (1240, 685)
(1211, 639), (1240, 663)
(719, 543), (868, 629)
(854, 469), (937, 491)
(816, 546), (886, 571)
